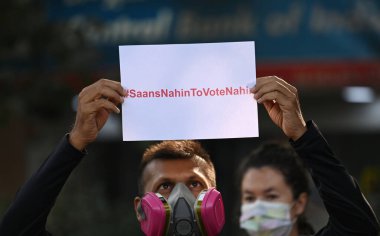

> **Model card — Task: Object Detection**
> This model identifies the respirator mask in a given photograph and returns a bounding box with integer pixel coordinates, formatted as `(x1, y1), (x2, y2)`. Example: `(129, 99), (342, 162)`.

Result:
(137, 183), (225, 236)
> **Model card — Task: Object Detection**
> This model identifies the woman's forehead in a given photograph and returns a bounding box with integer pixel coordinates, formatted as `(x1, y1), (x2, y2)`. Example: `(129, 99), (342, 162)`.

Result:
(241, 167), (289, 191)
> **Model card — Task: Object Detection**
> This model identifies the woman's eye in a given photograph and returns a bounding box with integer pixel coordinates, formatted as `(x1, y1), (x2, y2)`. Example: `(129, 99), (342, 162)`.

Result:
(243, 195), (255, 203)
(266, 194), (278, 201)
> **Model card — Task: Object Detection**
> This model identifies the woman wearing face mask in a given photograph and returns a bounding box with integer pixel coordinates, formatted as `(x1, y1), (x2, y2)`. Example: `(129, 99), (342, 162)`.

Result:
(237, 142), (314, 236)
(237, 76), (380, 236)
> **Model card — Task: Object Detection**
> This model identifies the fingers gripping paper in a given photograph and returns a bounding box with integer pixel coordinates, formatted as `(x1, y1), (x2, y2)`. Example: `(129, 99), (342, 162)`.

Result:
(119, 41), (258, 141)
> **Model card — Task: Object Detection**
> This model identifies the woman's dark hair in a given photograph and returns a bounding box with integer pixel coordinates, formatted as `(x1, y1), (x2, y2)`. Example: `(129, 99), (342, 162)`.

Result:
(236, 142), (314, 234)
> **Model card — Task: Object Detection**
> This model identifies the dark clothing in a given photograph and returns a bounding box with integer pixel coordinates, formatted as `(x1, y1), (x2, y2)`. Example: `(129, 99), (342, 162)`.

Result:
(0, 121), (379, 235)
(0, 135), (85, 235)
(291, 121), (379, 236)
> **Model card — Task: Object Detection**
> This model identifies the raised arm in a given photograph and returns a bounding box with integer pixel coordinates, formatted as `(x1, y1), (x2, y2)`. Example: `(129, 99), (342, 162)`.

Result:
(69, 79), (126, 151)
(251, 76), (380, 235)
(0, 79), (126, 235)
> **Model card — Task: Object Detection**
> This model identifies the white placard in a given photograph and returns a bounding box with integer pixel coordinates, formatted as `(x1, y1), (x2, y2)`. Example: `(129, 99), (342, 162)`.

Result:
(119, 41), (258, 141)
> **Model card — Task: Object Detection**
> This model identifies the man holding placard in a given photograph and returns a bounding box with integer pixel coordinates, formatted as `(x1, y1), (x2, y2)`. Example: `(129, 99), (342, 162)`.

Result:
(0, 78), (225, 236)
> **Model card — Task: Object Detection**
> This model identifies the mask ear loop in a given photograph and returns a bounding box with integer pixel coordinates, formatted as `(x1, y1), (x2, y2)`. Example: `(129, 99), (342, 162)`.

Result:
(286, 201), (299, 235)
(290, 199), (301, 220)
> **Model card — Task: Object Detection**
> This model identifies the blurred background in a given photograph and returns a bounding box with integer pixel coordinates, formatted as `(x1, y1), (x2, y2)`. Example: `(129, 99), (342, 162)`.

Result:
(1, 0), (380, 235)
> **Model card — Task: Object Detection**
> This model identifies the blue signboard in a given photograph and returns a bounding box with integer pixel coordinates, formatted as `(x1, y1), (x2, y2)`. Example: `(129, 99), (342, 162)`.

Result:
(47, 0), (380, 62)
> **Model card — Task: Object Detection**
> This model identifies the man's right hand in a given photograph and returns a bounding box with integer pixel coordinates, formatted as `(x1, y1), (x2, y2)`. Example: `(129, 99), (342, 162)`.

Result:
(69, 79), (126, 151)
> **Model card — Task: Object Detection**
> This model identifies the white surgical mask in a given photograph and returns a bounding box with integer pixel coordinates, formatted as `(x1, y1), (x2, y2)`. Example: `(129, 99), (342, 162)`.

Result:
(239, 200), (294, 236)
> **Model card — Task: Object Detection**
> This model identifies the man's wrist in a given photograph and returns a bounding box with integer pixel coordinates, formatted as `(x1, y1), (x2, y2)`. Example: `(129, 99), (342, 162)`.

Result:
(289, 125), (307, 141)
(68, 131), (87, 151)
